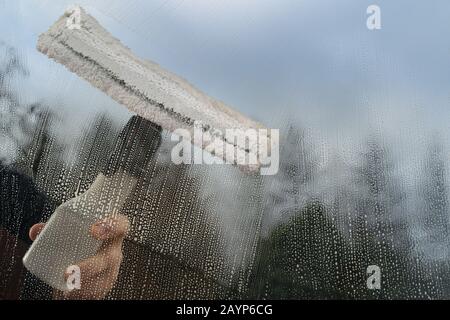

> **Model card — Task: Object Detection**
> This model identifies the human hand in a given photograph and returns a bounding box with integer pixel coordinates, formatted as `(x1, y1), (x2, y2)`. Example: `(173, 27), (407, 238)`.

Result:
(29, 215), (129, 300)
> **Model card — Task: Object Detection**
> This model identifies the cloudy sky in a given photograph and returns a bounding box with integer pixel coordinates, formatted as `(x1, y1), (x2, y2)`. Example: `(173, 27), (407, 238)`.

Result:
(1, 0), (450, 182)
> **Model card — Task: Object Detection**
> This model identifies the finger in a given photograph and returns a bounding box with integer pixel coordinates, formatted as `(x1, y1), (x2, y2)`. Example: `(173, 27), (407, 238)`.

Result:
(29, 223), (46, 241)
(62, 268), (111, 301)
(62, 263), (118, 300)
(69, 247), (123, 280)
(64, 250), (123, 300)
(90, 215), (129, 242)
(70, 253), (108, 280)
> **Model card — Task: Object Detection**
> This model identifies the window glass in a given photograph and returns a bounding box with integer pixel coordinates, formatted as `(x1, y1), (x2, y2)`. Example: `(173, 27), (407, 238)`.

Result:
(1, 0), (449, 299)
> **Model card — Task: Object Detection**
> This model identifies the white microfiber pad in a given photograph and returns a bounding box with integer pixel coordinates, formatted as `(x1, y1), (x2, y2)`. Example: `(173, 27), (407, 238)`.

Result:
(37, 5), (271, 172)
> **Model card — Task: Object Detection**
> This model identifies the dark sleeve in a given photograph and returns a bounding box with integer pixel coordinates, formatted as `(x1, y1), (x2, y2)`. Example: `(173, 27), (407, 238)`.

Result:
(0, 164), (54, 299)
(0, 165), (50, 244)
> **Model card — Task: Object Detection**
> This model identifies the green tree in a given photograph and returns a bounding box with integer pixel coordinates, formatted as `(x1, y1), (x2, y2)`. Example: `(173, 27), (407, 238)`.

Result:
(420, 138), (449, 248)
(415, 137), (450, 298)
(352, 136), (430, 299)
(248, 201), (356, 299)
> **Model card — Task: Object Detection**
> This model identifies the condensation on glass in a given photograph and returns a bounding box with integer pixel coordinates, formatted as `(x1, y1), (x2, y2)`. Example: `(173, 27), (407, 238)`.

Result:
(1, 0), (450, 300)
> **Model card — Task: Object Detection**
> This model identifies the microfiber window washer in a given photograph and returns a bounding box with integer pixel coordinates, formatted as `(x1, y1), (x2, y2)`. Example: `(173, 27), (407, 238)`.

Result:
(23, 5), (272, 291)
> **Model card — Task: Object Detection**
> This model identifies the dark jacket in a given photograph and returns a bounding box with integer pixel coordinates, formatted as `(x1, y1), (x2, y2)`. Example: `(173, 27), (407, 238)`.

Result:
(0, 165), (55, 299)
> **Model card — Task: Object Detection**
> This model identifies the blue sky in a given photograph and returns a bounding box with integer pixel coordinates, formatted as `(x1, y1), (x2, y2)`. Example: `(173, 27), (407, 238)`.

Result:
(1, 0), (450, 180)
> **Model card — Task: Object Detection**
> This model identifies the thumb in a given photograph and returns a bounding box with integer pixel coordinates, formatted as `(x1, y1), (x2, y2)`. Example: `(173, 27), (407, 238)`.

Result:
(29, 223), (46, 241)
(90, 216), (129, 242)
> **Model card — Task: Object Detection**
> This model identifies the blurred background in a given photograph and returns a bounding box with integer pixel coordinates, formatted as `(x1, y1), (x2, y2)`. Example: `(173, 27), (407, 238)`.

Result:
(1, 0), (450, 299)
